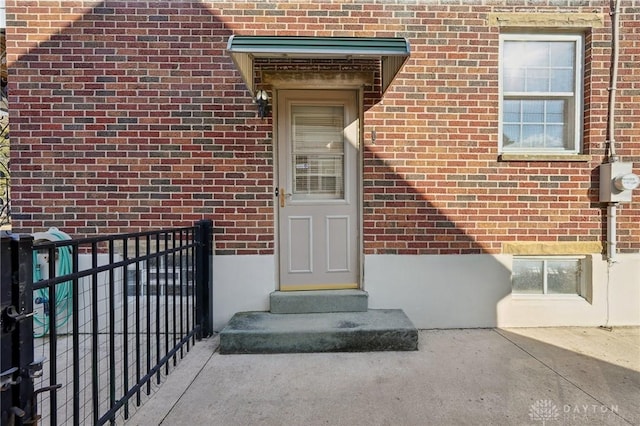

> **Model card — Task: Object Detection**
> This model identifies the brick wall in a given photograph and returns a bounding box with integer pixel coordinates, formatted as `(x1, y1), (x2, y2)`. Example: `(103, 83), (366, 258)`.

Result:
(7, 0), (640, 255)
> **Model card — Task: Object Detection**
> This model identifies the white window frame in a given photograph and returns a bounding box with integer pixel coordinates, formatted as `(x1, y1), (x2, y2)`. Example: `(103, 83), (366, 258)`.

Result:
(499, 33), (584, 154)
(511, 255), (587, 299)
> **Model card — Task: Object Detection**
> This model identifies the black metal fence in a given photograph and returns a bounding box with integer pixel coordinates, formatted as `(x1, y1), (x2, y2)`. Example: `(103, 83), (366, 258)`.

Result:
(1, 220), (212, 425)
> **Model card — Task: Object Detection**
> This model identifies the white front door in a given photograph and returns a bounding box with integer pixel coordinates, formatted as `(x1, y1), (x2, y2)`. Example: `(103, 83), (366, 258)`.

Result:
(277, 90), (359, 291)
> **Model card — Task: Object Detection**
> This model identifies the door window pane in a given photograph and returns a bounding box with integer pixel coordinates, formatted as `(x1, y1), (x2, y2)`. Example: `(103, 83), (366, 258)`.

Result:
(294, 155), (343, 195)
(291, 105), (345, 199)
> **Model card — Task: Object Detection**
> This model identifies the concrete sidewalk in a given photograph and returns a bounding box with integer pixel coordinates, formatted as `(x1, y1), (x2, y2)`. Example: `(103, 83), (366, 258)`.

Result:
(128, 327), (640, 426)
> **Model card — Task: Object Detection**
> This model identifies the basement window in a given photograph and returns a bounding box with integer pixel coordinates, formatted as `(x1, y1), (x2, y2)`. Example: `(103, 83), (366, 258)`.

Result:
(512, 256), (587, 297)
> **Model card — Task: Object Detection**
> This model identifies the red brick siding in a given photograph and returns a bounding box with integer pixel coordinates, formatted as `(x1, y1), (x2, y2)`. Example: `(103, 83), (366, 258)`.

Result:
(6, 1), (640, 255)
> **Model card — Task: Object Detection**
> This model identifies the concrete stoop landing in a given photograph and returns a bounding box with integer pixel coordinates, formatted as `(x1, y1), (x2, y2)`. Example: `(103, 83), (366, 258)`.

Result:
(219, 291), (418, 354)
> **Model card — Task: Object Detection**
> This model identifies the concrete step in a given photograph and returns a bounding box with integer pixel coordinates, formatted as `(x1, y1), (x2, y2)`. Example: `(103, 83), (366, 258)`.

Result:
(219, 309), (418, 354)
(270, 290), (368, 314)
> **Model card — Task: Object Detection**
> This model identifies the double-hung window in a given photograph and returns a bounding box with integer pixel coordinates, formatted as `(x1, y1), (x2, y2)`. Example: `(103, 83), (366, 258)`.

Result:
(499, 34), (583, 154)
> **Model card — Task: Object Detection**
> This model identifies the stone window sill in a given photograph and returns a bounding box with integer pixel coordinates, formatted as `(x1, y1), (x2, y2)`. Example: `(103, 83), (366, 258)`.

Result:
(498, 154), (592, 162)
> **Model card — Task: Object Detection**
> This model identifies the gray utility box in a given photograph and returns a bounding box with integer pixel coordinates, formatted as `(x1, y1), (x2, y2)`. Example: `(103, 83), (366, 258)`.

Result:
(599, 162), (640, 203)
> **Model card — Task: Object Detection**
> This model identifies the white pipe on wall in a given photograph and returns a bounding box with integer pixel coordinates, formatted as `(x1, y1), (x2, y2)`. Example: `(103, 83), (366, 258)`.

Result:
(607, 0), (620, 161)
(606, 1), (621, 263)
(607, 203), (617, 262)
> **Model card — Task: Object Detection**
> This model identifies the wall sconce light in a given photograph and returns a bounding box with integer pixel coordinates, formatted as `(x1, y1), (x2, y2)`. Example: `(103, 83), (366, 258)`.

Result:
(256, 89), (269, 119)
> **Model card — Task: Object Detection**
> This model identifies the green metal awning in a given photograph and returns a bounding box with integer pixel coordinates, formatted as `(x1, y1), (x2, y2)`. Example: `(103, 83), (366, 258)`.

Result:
(227, 36), (410, 96)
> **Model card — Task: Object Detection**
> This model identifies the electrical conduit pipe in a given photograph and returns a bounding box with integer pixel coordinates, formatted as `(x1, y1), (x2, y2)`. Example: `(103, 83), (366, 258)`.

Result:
(606, 0), (620, 263)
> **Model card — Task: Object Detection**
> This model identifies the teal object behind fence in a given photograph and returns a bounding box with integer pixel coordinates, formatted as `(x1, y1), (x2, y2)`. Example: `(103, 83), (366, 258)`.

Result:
(33, 228), (73, 338)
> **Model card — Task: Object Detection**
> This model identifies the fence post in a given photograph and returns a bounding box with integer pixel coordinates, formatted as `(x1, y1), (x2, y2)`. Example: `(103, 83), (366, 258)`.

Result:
(0, 233), (35, 426)
(194, 220), (213, 339)
(0, 232), (14, 425)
